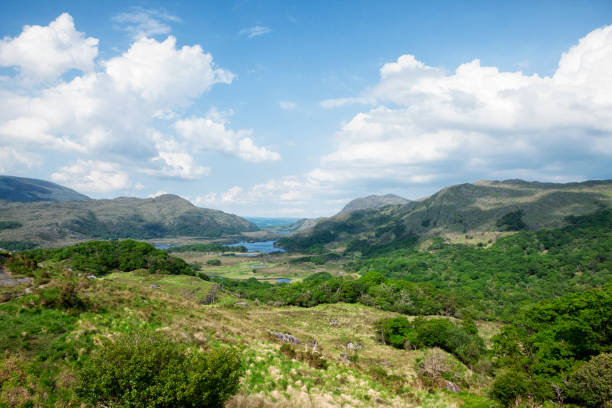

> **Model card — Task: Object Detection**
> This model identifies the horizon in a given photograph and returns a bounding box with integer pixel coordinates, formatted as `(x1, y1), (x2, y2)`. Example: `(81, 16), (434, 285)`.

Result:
(2, 1), (612, 217)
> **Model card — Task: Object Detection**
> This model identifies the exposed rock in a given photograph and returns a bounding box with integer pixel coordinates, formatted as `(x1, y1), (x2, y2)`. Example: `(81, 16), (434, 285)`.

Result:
(268, 330), (301, 344)
(86, 275), (97, 280)
(444, 380), (460, 393)
(329, 319), (339, 327)
(346, 342), (363, 351)
(150, 284), (161, 289)
(235, 302), (248, 307)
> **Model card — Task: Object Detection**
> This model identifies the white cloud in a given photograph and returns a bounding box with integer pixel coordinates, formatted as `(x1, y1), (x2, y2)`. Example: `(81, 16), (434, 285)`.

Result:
(239, 25), (271, 38)
(145, 151), (210, 179)
(113, 7), (181, 39)
(313, 24), (612, 190)
(279, 101), (296, 110)
(105, 36), (234, 105)
(0, 13), (98, 82)
(148, 190), (168, 198)
(175, 111), (280, 162)
(0, 147), (36, 173)
(0, 13), (278, 187)
(51, 159), (130, 193)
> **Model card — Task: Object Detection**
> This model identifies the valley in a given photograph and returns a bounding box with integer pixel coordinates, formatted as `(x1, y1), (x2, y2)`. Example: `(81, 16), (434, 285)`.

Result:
(0, 177), (610, 408)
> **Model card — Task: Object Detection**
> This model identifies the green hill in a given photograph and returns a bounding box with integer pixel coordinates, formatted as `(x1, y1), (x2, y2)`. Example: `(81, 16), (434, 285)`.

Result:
(280, 179), (612, 252)
(0, 175), (90, 202)
(340, 194), (410, 214)
(0, 194), (258, 246)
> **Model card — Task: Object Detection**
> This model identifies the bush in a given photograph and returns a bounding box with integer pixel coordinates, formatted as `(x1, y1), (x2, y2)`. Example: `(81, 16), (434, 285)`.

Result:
(207, 259), (222, 266)
(567, 353), (612, 408)
(376, 317), (486, 365)
(490, 370), (529, 407)
(77, 332), (243, 408)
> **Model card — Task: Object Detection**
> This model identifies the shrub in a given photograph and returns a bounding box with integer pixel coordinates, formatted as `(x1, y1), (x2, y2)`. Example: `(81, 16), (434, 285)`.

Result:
(77, 332), (243, 408)
(566, 353), (612, 408)
(490, 370), (529, 407)
(207, 259), (222, 266)
(376, 317), (485, 365)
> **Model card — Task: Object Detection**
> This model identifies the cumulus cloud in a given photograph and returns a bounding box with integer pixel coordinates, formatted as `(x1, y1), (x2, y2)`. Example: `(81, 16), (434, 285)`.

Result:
(51, 159), (130, 193)
(105, 36), (233, 105)
(0, 13), (278, 191)
(0, 13), (98, 82)
(175, 111), (280, 162)
(113, 7), (181, 39)
(314, 24), (612, 190)
(239, 25), (271, 38)
(0, 147), (36, 173)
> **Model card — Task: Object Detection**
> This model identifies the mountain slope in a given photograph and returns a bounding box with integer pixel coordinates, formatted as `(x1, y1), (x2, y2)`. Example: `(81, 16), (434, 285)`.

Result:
(340, 193), (409, 214)
(0, 194), (257, 245)
(0, 175), (90, 202)
(280, 179), (612, 251)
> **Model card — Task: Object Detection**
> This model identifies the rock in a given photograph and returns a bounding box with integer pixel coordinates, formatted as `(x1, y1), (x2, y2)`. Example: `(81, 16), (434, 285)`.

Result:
(268, 330), (301, 344)
(235, 302), (248, 307)
(86, 275), (97, 280)
(329, 319), (339, 327)
(346, 343), (363, 351)
(150, 284), (161, 289)
(444, 380), (460, 393)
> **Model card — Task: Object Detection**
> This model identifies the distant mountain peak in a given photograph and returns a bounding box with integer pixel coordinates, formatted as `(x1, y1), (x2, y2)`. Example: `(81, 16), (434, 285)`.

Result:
(0, 175), (90, 203)
(340, 193), (410, 214)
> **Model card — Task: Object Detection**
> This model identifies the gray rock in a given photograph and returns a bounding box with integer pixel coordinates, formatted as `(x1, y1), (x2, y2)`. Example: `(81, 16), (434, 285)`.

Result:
(444, 380), (460, 393)
(150, 284), (161, 289)
(268, 330), (301, 344)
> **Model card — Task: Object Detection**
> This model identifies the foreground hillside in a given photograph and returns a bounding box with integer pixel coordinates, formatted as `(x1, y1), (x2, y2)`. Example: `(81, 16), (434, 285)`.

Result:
(0, 175), (90, 203)
(1, 219), (610, 407)
(281, 179), (612, 251)
(0, 241), (497, 408)
(0, 194), (257, 247)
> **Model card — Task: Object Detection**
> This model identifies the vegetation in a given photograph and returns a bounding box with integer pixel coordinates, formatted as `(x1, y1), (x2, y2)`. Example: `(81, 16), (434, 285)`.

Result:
(78, 332), (242, 408)
(0, 221), (21, 231)
(24, 240), (194, 276)
(0, 240), (38, 251)
(496, 209), (527, 230)
(376, 317), (485, 365)
(491, 284), (611, 406)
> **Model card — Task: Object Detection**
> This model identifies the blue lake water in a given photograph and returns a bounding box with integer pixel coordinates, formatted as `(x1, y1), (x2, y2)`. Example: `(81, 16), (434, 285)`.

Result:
(153, 243), (175, 250)
(229, 240), (285, 254)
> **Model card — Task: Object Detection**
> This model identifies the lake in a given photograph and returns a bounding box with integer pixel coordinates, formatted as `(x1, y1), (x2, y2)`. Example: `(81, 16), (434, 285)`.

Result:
(229, 240), (285, 254)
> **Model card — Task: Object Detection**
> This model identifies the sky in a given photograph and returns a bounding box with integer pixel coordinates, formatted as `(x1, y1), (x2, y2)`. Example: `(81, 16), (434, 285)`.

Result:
(1, 0), (612, 218)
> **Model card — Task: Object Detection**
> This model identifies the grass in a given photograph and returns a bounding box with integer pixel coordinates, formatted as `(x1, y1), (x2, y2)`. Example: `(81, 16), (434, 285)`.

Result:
(174, 251), (349, 283)
(0, 263), (498, 407)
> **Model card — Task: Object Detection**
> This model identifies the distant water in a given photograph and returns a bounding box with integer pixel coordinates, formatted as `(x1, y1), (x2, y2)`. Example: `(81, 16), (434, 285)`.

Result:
(153, 243), (175, 250)
(245, 217), (299, 229)
(229, 240), (286, 254)
(277, 278), (291, 283)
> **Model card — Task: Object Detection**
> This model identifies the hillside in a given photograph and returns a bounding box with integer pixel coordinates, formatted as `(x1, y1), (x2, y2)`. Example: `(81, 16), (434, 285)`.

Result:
(280, 179), (612, 251)
(0, 175), (90, 202)
(0, 194), (258, 246)
(340, 194), (410, 214)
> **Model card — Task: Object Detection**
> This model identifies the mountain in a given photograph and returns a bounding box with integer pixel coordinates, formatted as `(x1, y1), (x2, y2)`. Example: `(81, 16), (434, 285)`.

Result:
(0, 194), (258, 245)
(340, 194), (409, 214)
(0, 175), (90, 202)
(279, 179), (612, 251)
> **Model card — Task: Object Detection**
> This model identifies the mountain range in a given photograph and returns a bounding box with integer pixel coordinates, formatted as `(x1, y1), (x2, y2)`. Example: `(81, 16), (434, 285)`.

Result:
(280, 179), (612, 251)
(0, 176), (257, 246)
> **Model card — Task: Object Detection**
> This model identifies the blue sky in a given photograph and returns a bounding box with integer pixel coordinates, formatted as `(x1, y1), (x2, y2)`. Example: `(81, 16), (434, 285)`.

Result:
(1, 1), (612, 217)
